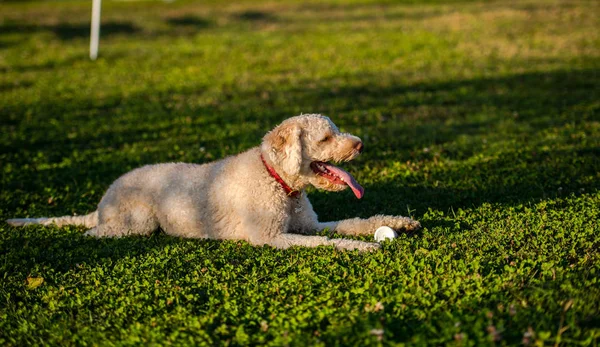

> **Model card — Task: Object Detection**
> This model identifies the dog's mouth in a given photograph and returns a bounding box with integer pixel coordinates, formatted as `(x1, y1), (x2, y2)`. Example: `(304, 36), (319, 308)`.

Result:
(310, 161), (364, 199)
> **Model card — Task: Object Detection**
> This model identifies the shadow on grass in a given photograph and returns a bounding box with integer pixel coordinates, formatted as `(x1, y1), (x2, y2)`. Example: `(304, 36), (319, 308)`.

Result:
(2, 68), (598, 220)
(0, 21), (139, 41)
(0, 227), (232, 295)
(0, 54), (89, 73)
(234, 10), (278, 22)
(164, 15), (215, 35)
(1, 229), (164, 272)
(166, 15), (212, 28)
(0, 80), (34, 92)
(290, 69), (598, 216)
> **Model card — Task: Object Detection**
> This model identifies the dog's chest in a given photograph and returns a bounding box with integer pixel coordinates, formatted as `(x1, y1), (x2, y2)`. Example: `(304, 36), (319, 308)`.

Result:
(287, 196), (303, 215)
(293, 204), (303, 214)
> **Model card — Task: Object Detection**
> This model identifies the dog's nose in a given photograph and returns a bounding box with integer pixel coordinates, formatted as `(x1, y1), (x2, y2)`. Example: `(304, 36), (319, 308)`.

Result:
(355, 141), (364, 153)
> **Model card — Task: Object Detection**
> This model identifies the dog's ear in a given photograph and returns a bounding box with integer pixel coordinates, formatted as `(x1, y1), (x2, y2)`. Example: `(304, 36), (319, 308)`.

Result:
(262, 122), (303, 176)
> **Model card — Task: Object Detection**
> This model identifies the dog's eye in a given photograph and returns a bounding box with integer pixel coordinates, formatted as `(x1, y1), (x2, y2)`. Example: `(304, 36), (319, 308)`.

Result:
(319, 135), (331, 143)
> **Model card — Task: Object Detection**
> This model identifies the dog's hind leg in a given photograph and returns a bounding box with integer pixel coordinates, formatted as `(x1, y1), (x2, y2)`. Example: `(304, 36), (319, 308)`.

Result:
(87, 199), (158, 237)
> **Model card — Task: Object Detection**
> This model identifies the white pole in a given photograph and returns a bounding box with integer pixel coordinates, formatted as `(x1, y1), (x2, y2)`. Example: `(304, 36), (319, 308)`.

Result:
(90, 0), (102, 60)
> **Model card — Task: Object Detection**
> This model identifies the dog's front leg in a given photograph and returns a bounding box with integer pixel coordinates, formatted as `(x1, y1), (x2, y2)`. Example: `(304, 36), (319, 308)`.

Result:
(247, 218), (380, 252)
(320, 214), (421, 237)
(287, 195), (421, 237)
(244, 197), (380, 252)
(269, 233), (380, 252)
(287, 193), (321, 235)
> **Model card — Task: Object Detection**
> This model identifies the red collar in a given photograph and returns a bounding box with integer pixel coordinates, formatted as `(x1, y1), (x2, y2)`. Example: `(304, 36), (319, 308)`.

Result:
(260, 154), (300, 198)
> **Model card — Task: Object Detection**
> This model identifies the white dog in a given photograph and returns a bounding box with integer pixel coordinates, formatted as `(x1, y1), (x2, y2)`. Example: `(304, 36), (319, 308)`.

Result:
(7, 114), (420, 251)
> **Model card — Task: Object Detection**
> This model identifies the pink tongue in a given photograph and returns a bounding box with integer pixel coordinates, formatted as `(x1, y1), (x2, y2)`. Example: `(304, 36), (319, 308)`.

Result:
(322, 163), (364, 199)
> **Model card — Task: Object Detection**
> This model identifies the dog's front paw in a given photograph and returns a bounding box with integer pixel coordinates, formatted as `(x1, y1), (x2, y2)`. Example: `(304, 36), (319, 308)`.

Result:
(382, 216), (421, 233)
(403, 218), (421, 232)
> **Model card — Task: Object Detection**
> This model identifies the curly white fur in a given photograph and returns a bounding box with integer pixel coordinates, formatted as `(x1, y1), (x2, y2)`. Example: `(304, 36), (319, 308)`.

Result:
(7, 114), (421, 251)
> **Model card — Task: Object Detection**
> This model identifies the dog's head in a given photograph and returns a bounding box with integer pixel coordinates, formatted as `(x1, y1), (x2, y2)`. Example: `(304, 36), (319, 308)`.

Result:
(261, 114), (364, 198)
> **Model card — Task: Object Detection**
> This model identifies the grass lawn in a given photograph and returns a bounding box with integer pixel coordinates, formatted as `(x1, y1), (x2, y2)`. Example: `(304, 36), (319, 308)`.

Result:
(1, 0), (599, 344)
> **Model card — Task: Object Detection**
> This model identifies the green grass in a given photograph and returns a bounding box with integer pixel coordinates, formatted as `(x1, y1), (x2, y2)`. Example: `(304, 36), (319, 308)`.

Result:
(1, 0), (599, 345)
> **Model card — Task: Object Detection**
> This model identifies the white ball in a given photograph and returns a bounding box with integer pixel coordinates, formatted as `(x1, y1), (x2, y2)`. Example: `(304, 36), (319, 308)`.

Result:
(374, 226), (397, 242)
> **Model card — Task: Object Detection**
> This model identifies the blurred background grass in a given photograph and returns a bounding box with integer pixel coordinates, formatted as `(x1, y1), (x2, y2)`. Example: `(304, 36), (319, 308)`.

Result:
(1, 0), (599, 345)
